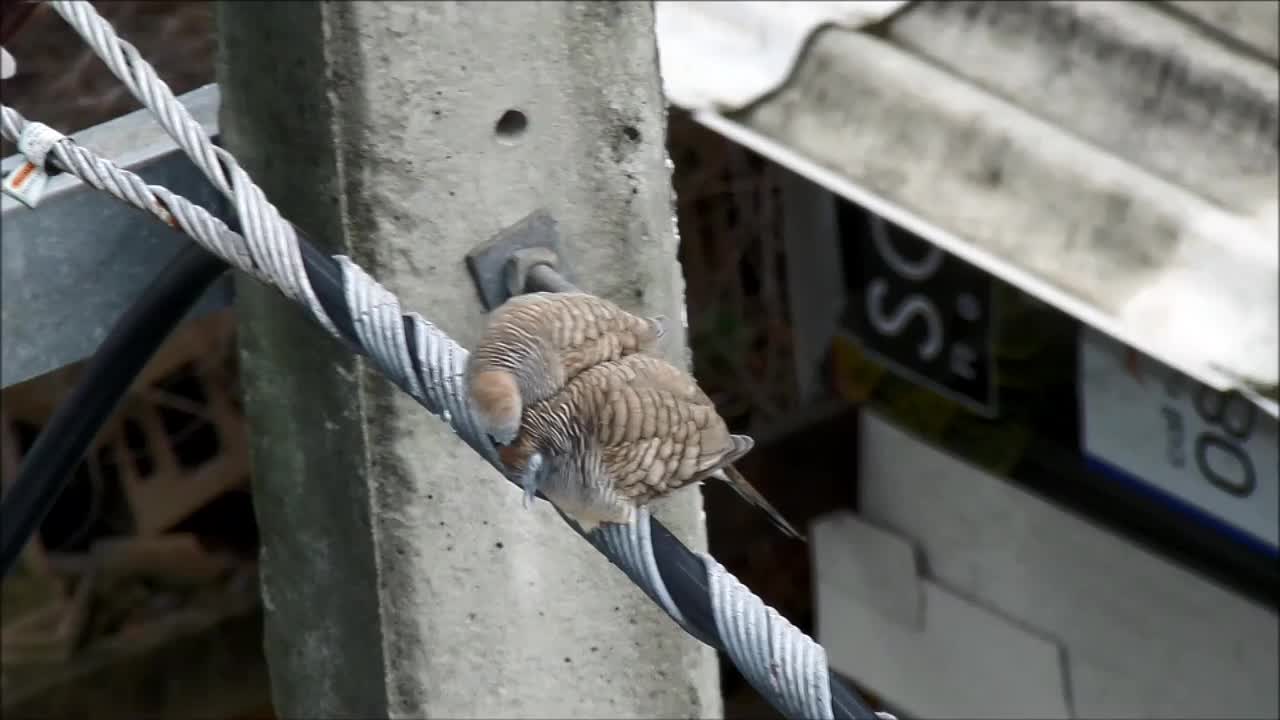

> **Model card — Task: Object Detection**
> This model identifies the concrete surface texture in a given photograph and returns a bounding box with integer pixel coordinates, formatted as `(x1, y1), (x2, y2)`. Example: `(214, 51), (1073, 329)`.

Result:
(216, 2), (719, 718)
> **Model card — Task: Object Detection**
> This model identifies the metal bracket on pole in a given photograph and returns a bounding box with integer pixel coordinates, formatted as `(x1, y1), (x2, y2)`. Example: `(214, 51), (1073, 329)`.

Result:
(465, 209), (579, 311)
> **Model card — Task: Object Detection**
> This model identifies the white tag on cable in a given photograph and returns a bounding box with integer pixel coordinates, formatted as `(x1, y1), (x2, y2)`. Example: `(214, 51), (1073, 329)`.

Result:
(2, 122), (65, 208)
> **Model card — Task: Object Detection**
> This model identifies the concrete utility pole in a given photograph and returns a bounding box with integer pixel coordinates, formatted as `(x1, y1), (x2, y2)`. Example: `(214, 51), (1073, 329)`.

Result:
(215, 2), (720, 718)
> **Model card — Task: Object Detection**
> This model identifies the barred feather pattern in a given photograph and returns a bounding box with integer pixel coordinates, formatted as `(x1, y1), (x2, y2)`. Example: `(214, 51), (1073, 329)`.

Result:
(503, 354), (753, 529)
(468, 292), (665, 406)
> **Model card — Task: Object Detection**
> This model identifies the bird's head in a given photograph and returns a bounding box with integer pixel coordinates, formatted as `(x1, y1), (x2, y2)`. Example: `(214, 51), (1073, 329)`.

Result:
(469, 369), (522, 446)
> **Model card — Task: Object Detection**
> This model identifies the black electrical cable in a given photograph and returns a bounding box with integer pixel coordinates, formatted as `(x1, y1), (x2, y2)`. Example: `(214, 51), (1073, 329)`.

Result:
(0, 204), (357, 579)
(1, 151), (880, 717)
(647, 521), (880, 719)
(0, 243), (228, 575)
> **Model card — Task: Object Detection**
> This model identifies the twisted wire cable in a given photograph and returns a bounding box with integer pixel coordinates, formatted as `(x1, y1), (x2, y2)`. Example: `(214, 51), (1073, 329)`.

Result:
(48, 0), (337, 337)
(2, 109), (259, 281)
(7, 3), (896, 718)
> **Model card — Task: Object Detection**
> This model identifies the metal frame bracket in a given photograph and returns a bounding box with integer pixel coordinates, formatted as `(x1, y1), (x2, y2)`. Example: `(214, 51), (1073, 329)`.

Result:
(465, 209), (576, 311)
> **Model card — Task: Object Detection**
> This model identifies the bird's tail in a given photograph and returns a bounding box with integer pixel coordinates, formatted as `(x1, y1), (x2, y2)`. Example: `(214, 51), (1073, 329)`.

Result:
(714, 465), (805, 542)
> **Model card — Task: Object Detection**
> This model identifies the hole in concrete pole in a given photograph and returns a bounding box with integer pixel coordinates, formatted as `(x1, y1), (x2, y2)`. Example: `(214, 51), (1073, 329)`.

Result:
(494, 109), (528, 145)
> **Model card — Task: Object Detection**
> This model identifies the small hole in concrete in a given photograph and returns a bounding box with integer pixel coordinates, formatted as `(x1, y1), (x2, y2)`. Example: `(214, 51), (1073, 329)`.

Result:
(494, 109), (528, 144)
(621, 125), (640, 143)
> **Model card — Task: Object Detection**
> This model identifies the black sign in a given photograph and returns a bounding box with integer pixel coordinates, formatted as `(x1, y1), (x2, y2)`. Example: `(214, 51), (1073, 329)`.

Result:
(838, 202), (998, 416)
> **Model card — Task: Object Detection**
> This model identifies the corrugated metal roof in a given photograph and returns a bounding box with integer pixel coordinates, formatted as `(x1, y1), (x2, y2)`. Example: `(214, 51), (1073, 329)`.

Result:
(654, 1), (907, 109)
(656, 0), (1278, 416)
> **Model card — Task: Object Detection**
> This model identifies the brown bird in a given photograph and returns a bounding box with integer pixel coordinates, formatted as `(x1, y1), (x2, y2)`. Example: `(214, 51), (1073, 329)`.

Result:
(467, 292), (666, 446)
(498, 353), (803, 540)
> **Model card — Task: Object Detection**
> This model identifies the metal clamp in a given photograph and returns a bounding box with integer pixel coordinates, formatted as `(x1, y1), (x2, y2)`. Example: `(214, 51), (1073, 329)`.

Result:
(465, 209), (580, 311)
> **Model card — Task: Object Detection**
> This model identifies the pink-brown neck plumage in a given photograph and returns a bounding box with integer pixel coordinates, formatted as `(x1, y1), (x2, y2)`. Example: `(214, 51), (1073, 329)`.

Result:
(469, 369), (522, 444)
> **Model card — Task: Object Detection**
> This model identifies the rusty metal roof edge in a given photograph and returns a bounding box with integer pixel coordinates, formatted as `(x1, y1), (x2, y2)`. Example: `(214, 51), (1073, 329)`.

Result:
(694, 109), (1278, 419)
(654, 1), (1277, 416)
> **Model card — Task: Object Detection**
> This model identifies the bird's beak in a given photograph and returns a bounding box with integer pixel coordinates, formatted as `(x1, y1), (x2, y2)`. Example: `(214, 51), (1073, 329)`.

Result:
(520, 453), (543, 509)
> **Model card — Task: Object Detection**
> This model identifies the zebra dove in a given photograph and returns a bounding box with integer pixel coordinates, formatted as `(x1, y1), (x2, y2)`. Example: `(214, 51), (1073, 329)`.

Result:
(467, 292), (666, 446)
(498, 353), (802, 540)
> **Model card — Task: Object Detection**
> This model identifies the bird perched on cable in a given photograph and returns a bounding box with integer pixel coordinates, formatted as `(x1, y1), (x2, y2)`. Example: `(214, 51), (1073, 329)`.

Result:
(466, 291), (666, 446)
(497, 352), (803, 540)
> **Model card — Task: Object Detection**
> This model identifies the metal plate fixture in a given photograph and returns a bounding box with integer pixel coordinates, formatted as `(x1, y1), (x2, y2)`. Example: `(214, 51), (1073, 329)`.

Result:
(464, 209), (576, 311)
